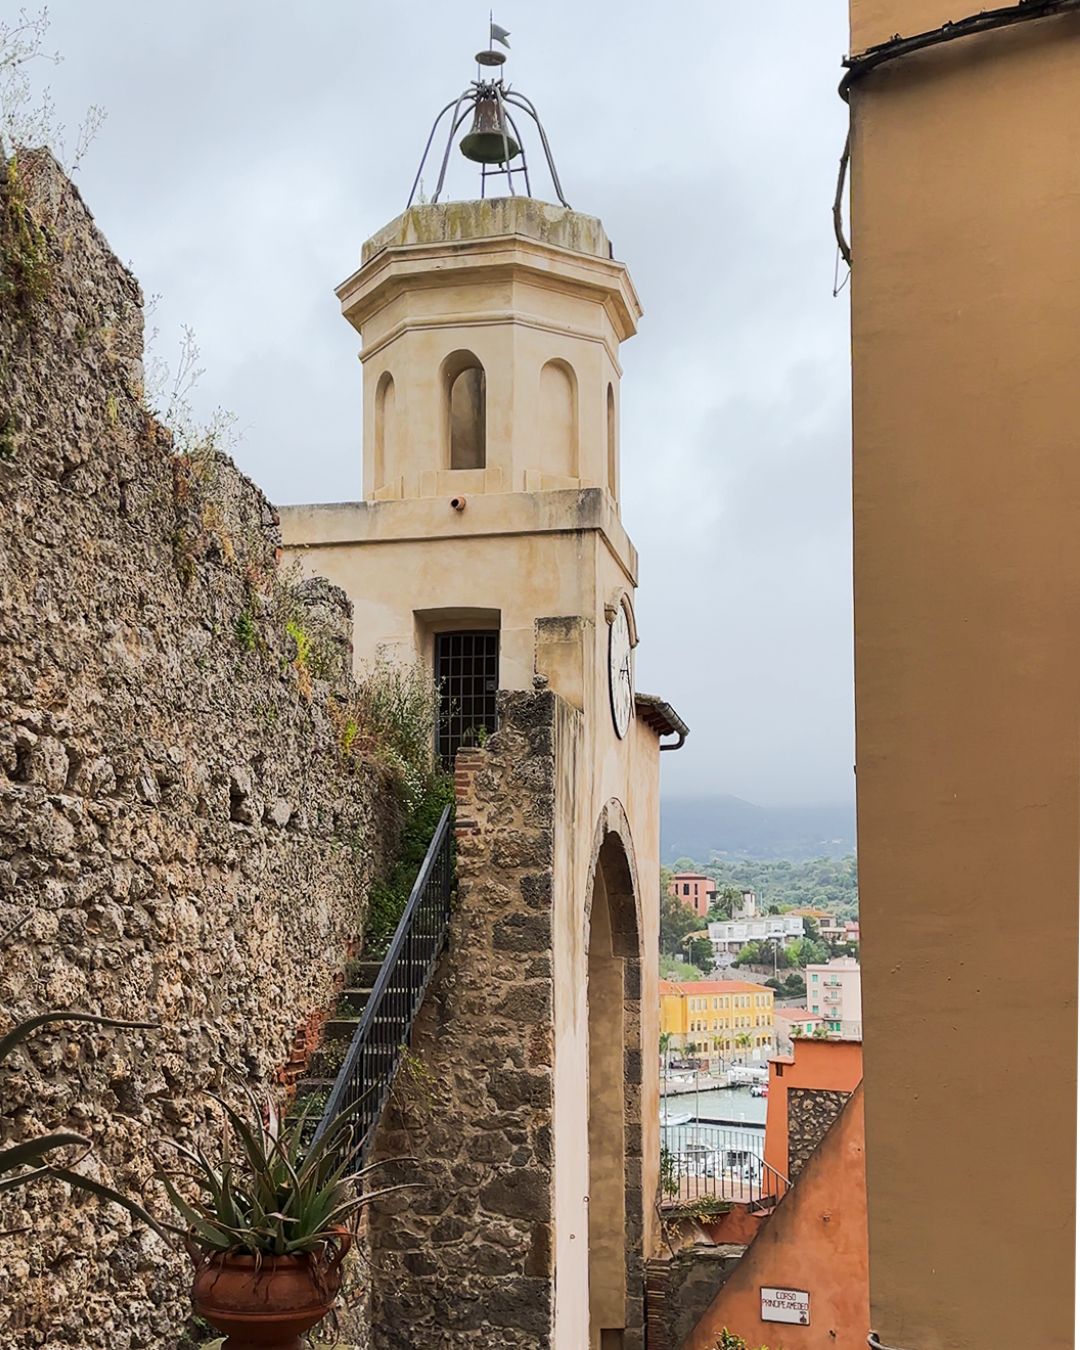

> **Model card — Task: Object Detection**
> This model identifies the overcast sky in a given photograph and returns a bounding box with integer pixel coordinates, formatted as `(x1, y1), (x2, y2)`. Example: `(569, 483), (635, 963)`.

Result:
(35, 1), (853, 808)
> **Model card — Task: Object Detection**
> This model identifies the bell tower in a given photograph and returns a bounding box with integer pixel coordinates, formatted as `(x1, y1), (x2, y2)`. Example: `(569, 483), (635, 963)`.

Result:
(349, 197), (636, 506)
(281, 36), (684, 1350)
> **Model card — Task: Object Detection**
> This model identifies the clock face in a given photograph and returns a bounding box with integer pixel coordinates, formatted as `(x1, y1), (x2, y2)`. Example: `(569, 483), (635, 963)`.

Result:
(609, 602), (633, 739)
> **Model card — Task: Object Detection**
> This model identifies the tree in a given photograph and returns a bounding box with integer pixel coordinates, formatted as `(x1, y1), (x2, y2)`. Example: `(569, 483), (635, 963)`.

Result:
(735, 1033), (752, 1064)
(686, 936), (713, 971)
(733, 942), (760, 967)
(707, 885), (742, 922)
(660, 889), (700, 957)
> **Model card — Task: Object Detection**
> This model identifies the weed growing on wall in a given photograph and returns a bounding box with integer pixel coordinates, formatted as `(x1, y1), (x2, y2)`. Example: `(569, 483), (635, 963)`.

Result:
(0, 154), (50, 309)
(0, 11), (105, 319)
(338, 655), (442, 808)
(363, 773), (454, 955)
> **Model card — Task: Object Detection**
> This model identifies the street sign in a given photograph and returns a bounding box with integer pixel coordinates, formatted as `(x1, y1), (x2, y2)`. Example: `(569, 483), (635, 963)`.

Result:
(761, 1287), (810, 1325)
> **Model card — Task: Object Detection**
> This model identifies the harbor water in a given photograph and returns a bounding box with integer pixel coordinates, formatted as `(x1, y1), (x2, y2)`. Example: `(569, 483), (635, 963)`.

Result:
(660, 1083), (767, 1159)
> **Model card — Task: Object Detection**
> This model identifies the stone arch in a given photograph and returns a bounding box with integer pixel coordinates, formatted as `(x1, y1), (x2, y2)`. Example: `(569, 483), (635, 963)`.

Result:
(539, 358), (578, 478)
(373, 369), (395, 491)
(442, 349), (486, 470)
(585, 799), (644, 1349)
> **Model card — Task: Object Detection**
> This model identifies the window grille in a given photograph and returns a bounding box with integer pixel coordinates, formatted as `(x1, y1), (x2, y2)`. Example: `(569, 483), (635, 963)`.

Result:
(435, 630), (499, 765)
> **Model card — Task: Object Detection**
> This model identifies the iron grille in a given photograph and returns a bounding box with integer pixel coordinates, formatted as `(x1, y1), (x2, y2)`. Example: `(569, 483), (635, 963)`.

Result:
(434, 630), (499, 765)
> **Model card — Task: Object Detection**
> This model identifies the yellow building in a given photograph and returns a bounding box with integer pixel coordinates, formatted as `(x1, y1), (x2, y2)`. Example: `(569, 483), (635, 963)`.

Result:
(660, 979), (775, 1058)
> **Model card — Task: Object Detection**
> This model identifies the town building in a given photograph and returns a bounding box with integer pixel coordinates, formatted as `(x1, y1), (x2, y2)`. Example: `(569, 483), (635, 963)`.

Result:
(707, 913), (804, 958)
(659, 979), (775, 1059)
(774, 1006), (825, 1056)
(848, 4), (1078, 1345)
(805, 957), (861, 1038)
(818, 914), (844, 945)
(280, 47), (685, 1348)
(668, 871), (716, 918)
(843, 919), (860, 945)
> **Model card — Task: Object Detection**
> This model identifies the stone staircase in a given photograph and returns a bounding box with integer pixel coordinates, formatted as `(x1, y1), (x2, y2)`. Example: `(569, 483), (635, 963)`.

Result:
(286, 956), (383, 1136)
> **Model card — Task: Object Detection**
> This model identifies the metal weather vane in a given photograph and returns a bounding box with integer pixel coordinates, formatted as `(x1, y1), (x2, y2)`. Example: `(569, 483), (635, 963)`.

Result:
(406, 19), (570, 209)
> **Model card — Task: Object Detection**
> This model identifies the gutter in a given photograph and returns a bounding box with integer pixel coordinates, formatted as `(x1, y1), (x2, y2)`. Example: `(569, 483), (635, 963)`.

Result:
(635, 693), (689, 752)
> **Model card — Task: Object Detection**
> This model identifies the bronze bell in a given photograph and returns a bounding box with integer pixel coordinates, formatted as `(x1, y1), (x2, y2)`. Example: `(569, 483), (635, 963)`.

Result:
(460, 95), (521, 165)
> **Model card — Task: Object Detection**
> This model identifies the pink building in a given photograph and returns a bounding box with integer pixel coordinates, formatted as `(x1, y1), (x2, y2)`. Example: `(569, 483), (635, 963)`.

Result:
(669, 871), (716, 919)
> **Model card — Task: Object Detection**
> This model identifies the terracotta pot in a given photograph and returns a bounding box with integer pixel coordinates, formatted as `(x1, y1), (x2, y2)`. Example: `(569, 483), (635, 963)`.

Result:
(190, 1232), (351, 1350)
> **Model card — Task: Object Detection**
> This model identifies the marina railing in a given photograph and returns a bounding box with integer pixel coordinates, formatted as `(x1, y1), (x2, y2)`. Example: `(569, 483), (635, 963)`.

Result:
(311, 804), (454, 1163)
(660, 1143), (790, 1211)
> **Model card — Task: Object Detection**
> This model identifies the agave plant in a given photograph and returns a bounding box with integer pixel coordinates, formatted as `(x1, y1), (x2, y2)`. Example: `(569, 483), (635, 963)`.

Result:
(0, 1008), (165, 1233)
(157, 1085), (411, 1260)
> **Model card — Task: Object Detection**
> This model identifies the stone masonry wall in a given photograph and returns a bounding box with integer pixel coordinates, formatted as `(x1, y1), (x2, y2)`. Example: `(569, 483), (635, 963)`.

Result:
(0, 152), (400, 1348)
(366, 691), (557, 1349)
(787, 1087), (851, 1180)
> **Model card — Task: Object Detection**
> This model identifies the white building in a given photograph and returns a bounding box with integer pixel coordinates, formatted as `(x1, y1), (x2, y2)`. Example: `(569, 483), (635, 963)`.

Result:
(707, 913), (804, 958)
(806, 957), (862, 1038)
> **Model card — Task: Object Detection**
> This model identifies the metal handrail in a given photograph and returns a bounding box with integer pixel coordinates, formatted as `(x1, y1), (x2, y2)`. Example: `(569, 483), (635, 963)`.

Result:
(659, 1144), (791, 1211)
(868, 1336), (917, 1350)
(311, 804), (454, 1162)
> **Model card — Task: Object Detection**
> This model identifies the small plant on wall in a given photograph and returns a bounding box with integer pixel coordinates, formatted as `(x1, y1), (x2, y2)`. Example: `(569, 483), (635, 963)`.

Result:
(715, 1330), (772, 1350)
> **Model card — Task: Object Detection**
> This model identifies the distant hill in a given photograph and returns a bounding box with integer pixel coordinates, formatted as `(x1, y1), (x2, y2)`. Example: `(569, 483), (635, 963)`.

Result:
(661, 794), (856, 863)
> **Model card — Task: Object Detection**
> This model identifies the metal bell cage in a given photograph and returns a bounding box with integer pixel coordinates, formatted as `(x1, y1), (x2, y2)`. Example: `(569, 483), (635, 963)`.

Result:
(407, 45), (570, 209)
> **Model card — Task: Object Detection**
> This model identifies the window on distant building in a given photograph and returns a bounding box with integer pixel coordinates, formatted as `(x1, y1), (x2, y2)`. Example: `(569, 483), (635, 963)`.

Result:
(683, 884), (690, 896)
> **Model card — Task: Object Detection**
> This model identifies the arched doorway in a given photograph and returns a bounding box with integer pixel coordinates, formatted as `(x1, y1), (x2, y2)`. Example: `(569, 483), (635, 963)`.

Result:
(587, 820), (643, 1350)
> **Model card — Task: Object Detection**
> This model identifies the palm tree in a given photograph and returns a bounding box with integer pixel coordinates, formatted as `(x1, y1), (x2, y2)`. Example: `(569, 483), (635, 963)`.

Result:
(735, 1033), (752, 1065)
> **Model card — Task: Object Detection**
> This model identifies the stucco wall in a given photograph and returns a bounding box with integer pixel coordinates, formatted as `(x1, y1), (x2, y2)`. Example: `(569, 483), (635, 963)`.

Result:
(681, 1087), (869, 1350)
(0, 151), (400, 1348)
(848, 6), (1080, 1347)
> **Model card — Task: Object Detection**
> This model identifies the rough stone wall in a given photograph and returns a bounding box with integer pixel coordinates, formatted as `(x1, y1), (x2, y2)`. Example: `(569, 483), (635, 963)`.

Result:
(787, 1087), (850, 1179)
(644, 1244), (746, 1350)
(366, 691), (557, 1349)
(0, 152), (400, 1348)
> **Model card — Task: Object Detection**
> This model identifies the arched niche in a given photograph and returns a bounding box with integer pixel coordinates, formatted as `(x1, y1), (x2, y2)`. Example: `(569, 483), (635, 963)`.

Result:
(373, 370), (396, 490)
(442, 349), (487, 470)
(540, 358), (578, 478)
(606, 383), (618, 497)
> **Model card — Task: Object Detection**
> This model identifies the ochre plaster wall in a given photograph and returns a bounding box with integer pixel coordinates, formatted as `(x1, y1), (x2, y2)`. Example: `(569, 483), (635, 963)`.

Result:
(849, 6), (1080, 1347)
(850, 1), (972, 52)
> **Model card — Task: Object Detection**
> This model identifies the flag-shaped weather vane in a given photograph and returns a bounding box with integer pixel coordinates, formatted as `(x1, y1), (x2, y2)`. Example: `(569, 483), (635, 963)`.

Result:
(490, 20), (510, 49)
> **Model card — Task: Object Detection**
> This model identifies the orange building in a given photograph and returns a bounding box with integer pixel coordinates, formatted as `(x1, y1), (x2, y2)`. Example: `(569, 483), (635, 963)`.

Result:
(668, 871), (715, 919)
(681, 1085), (869, 1350)
(763, 1036), (863, 1182)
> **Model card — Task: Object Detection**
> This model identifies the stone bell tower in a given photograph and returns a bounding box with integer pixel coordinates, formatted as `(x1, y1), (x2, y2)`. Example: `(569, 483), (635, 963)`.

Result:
(281, 39), (685, 1350)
